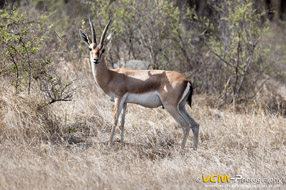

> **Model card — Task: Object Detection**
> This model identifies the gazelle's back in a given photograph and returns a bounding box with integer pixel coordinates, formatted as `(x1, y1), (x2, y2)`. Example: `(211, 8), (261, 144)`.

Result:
(112, 68), (189, 103)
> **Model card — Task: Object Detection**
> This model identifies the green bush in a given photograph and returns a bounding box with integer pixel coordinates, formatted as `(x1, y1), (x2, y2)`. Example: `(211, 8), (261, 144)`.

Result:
(0, 10), (45, 92)
(0, 8), (73, 104)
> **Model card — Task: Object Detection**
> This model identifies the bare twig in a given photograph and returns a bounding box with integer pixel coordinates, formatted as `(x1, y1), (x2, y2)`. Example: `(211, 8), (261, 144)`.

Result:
(208, 49), (243, 71)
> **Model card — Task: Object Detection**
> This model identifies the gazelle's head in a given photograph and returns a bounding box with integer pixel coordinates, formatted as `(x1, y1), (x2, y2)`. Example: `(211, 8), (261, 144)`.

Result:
(79, 18), (113, 65)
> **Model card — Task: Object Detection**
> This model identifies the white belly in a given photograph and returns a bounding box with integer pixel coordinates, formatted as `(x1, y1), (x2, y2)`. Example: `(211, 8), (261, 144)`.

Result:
(126, 91), (162, 108)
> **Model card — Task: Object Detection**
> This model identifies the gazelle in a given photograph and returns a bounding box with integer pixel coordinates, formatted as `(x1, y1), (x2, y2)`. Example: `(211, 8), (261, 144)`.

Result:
(79, 18), (200, 150)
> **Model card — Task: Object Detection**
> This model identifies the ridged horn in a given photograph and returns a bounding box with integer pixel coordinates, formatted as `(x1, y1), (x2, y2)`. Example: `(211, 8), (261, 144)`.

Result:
(89, 16), (96, 44)
(99, 19), (112, 47)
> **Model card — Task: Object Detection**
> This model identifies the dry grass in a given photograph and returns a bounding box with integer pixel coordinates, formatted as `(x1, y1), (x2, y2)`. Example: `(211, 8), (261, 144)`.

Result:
(0, 60), (286, 189)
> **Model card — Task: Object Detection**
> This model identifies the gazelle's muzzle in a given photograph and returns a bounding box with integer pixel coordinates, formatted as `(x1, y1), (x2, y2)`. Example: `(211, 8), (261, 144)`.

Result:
(93, 59), (100, 64)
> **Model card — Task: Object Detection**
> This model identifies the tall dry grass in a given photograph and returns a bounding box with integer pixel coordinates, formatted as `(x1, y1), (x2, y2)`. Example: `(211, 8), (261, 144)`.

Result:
(0, 60), (286, 189)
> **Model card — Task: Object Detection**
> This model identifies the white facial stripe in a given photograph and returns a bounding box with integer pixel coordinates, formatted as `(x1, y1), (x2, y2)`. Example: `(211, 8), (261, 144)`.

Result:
(91, 55), (96, 81)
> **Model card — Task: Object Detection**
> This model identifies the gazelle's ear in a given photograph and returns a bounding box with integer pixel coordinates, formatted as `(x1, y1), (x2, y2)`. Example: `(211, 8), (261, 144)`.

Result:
(79, 29), (90, 45)
(100, 47), (105, 54)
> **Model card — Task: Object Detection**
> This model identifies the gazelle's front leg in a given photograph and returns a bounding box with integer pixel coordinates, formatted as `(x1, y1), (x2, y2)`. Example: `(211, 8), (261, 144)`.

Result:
(109, 96), (127, 145)
(119, 103), (127, 144)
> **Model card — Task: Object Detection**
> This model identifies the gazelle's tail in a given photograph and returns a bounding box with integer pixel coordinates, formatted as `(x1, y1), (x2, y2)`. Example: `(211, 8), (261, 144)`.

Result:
(187, 82), (193, 108)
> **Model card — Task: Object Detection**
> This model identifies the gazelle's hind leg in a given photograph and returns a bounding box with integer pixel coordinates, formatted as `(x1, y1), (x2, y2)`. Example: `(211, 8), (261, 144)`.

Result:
(164, 105), (191, 149)
(178, 97), (199, 150)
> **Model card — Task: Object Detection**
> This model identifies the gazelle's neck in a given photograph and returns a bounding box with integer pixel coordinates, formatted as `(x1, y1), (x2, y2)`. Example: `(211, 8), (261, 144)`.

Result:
(91, 56), (111, 91)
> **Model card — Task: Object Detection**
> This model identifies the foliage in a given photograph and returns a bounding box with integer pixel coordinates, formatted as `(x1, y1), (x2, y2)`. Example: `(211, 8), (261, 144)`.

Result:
(0, 0), (283, 108)
(0, 10), (44, 92)
(83, 0), (200, 70)
(205, 0), (272, 107)
(0, 8), (74, 104)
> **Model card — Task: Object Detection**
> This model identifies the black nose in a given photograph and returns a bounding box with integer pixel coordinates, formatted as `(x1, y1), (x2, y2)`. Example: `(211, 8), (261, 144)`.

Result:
(93, 59), (100, 64)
